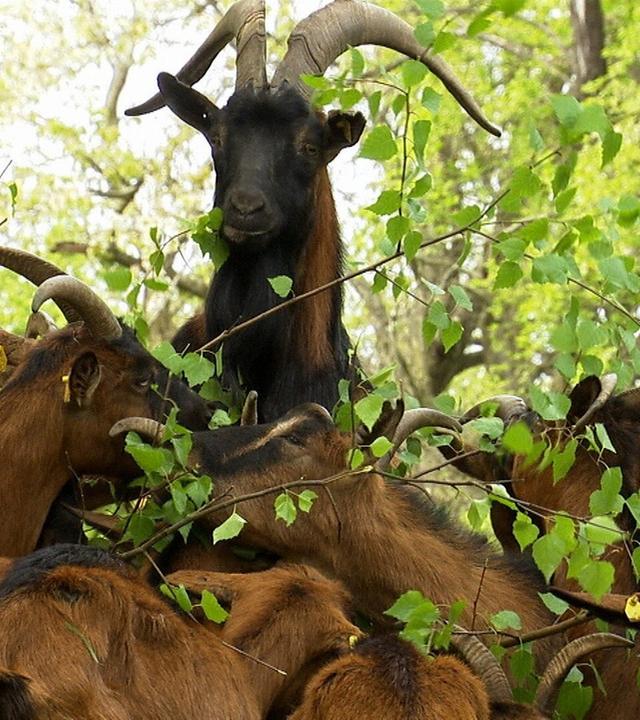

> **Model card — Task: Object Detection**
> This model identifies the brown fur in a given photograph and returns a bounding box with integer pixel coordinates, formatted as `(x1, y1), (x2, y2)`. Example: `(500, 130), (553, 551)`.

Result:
(0, 561), (359, 720)
(288, 635), (491, 720)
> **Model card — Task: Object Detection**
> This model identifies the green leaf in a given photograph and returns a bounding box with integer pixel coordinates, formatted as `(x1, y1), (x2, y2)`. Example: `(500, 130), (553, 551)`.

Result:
(349, 447), (365, 469)
(539, 591), (570, 616)
(409, 174), (432, 199)
(386, 215), (410, 244)
(8, 182), (18, 213)
(126, 513), (156, 545)
(201, 589), (229, 623)
(172, 584), (194, 613)
(416, 0), (445, 18)
(552, 439), (577, 482)
(182, 352), (215, 386)
(491, 610), (522, 631)
(449, 285), (473, 311)
(355, 393), (385, 431)
(531, 254), (569, 285)
(360, 126), (398, 161)
(125, 433), (174, 475)
(403, 231), (423, 262)
(151, 340), (184, 376)
(502, 422), (533, 455)
(493, 0), (527, 15)
(103, 267), (132, 292)
(402, 60), (427, 87)
(467, 416), (504, 439)
(414, 21), (436, 47)
(370, 436), (393, 458)
(367, 190), (401, 216)
(577, 560), (615, 600)
(589, 467), (624, 516)
(467, 498), (490, 530)
(268, 275), (293, 298)
(510, 166), (542, 198)
(350, 48), (365, 76)
(275, 492), (297, 526)
(297, 489), (318, 513)
(421, 88), (441, 114)
(427, 300), (449, 330)
(573, 104), (611, 140)
(551, 94), (582, 127)
(513, 512), (540, 550)
(413, 120), (431, 164)
(581, 515), (622, 548)
(494, 261), (523, 289)
(555, 187), (577, 214)
(213, 511), (246, 544)
(467, 13), (492, 37)
(601, 130), (622, 167)
(386, 590), (437, 623)
(441, 321), (463, 352)
(432, 31), (456, 54)
(367, 90), (382, 117)
(452, 205), (481, 227)
(532, 532), (567, 582)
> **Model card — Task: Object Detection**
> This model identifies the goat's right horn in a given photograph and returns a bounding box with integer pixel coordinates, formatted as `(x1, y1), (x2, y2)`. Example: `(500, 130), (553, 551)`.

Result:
(534, 633), (634, 715)
(32, 276), (122, 341)
(0, 246), (82, 323)
(376, 408), (463, 472)
(460, 395), (528, 425)
(109, 417), (167, 441)
(241, 390), (258, 425)
(125, 0), (266, 116)
(450, 631), (513, 703)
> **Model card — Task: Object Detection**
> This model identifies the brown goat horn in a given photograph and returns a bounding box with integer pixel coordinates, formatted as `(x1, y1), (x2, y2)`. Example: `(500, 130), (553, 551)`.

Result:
(32, 276), (122, 341)
(271, 0), (501, 137)
(460, 395), (528, 425)
(125, 0), (266, 116)
(572, 373), (617, 435)
(376, 408), (463, 472)
(241, 390), (258, 425)
(109, 417), (167, 442)
(535, 632), (634, 714)
(0, 246), (82, 322)
(450, 631), (513, 703)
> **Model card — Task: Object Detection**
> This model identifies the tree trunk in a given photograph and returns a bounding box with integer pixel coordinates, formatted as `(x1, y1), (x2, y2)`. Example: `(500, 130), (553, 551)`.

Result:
(570, 0), (606, 95)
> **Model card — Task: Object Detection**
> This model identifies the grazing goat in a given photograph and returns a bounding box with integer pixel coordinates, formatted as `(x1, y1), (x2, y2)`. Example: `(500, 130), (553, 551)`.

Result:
(126, 0), (500, 421)
(0, 250), (211, 556)
(111, 404), (558, 666)
(448, 376), (640, 718)
(286, 630), (631, 720)
(0, 545), (360, 720)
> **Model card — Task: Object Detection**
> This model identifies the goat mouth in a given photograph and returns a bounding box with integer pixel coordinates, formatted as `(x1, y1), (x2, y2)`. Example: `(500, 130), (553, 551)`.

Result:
(223, 225), (275, 245)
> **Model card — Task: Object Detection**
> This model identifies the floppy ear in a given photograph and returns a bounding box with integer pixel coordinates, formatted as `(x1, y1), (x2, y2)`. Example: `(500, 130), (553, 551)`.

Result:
(157, 72), (220, 136)
(325, 111), (366, 162)
(68, 352), (102, 408)
(567, 376), (602, 423)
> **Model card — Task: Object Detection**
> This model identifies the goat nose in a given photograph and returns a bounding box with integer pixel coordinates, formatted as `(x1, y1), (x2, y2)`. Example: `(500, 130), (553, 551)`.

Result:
(229, 189), (265, 216)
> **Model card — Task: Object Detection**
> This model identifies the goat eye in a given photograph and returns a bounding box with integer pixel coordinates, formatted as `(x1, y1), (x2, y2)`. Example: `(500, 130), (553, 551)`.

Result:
(134, 377), (151, 392)
(303, 143), (319, 157)
(284, 434), (305, 447)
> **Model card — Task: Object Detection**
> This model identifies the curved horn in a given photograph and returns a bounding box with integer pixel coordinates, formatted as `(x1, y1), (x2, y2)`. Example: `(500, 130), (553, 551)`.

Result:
(572, 373), (618, 435)
(376, 408), (463, 472)
(272, 0), (501, 137)
(241, 390), (258, 425)
(109, 417), (167, 441)
(0, 246), (82, 323)
(460, 395), (528, 425)
(25, 311), (57, 339)
(535, 632), (634, 715)
(450, 631), (513, 703)
(32, 277), (122, 341)
(125, 0), (266, 117)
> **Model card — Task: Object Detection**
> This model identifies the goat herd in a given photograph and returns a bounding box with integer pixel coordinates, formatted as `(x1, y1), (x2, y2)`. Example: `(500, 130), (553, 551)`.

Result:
(1, 1), (638, 718)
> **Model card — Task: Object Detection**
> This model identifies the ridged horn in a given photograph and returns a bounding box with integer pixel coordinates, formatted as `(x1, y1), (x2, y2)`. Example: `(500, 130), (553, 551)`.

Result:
(460, 395), (528, 425)
(0, 246), (82, 322)
(271, 0), (501, 137)
(535, 633), (634, 715)
(109, 417), (166, 441)
(125, 0), (266, 116)
(376, 408), (463, 472)
(241, 390), (258, 425)
(572, 373), (618, 435)
(450, 631), (513, 703)
(32, 277), (122, 341)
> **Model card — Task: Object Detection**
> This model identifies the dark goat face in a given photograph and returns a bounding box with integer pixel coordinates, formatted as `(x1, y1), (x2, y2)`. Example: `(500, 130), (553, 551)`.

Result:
(157, 73), (365, 250)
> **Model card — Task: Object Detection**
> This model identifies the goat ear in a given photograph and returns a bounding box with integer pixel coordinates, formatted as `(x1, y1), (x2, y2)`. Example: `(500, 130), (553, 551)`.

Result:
(325, 111), (366, 162)
(157, 72), (219, 136)
(567, 376), (601, 423)
(68, 352), (102, 408)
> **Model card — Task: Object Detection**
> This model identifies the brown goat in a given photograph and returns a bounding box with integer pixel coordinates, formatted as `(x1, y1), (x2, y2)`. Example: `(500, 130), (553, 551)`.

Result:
(0, 269), (210, 557)
(0, 545), (359, 720)
(112, 404), (558, 665)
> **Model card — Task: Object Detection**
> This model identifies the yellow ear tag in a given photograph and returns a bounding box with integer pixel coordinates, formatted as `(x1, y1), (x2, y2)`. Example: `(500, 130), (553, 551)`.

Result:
(0, 346), (7, 373)
(625, 593), (640, 623)
(348, 634), (360, 649)
(61, 373), (71, 403)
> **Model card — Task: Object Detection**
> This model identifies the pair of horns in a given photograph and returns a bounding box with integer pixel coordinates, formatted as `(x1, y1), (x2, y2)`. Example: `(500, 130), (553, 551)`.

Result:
(126, 0), (501, 137)
(452, 630), (633, 715)
(0, 247), (121, 340)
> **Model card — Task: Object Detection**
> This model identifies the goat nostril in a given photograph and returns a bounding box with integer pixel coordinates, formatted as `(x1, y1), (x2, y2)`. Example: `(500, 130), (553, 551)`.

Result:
(229, 189), (266, 216)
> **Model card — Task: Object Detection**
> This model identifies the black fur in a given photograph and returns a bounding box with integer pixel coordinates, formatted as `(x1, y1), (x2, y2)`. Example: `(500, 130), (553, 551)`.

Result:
(0, 545), (125, 600)
(0, 671), (35, 720)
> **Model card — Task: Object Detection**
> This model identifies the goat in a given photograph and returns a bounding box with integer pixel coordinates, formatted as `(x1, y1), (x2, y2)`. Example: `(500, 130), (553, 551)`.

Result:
(111, 404), (560, 667)
(125, 0), (501, 421)
(0, 545), (360, 720)
(0, 249), (211, 556)
(446, 376), (640, 717)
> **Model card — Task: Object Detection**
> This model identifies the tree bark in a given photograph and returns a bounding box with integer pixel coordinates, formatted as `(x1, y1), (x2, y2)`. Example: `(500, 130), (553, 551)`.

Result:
(569, 0), (606, 95)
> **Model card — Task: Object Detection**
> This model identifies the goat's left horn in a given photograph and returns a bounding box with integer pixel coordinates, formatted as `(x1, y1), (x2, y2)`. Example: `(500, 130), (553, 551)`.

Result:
(32, 276), (122, 341)
(450, 632), (512, 703)
(534, 633), (634, 715)
(376, 408), (462, 472)
(572, 373), (617, 435)
(126, 0), (266, 116)
(241, 390), (258, 425)
(109, 417), (167, 441)
(272, 0), (501, 137)
(460, 395), (528, 425)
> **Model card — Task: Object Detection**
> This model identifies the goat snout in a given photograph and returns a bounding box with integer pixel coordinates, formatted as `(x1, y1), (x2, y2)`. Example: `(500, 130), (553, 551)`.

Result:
(228, 188), (266, 217)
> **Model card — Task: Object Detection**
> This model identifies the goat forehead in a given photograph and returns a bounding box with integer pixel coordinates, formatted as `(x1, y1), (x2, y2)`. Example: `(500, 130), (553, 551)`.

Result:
(224, 87), (312, 126)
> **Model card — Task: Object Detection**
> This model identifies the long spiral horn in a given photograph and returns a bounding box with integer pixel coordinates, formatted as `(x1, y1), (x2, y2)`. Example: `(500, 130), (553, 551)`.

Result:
(450, 631), (513, 703)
